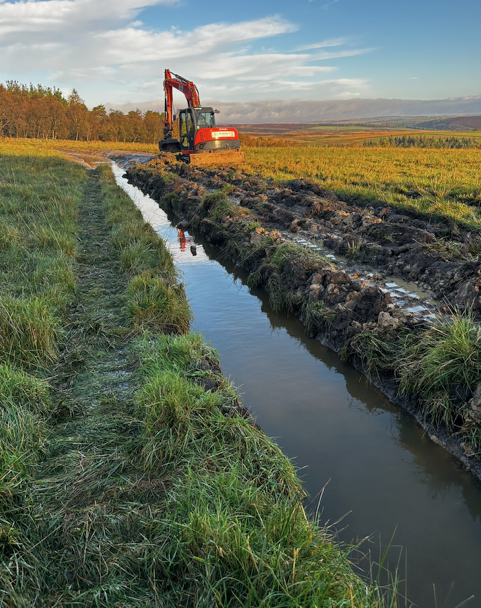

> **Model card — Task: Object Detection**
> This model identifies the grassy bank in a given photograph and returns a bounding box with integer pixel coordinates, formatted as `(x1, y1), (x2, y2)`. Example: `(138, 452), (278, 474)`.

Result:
(0, 154), (390, 605)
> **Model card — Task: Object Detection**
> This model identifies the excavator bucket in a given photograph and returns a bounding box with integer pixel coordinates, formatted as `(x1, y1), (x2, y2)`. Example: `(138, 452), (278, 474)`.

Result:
(190, 151), (245, 166)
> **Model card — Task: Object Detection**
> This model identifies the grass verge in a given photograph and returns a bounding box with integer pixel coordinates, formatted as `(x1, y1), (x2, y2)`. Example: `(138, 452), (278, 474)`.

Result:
(0, 153), (83, 508)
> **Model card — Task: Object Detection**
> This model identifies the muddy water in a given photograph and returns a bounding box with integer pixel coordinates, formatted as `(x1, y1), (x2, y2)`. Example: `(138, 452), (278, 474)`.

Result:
(112, 163), (481, 608)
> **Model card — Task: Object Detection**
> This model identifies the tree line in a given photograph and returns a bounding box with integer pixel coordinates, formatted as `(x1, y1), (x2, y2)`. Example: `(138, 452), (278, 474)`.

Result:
(0, 81), (165, 143)
(363, 135), (481, 149)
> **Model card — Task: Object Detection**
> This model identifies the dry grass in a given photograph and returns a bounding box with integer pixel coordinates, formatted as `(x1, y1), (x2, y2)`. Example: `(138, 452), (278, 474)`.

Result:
(0, 137), (158, 158)
(241, 146), (481, 227)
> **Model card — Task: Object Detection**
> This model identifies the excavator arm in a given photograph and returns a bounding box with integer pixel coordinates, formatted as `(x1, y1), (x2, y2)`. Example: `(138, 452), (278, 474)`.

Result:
(163, 69), (201, 138)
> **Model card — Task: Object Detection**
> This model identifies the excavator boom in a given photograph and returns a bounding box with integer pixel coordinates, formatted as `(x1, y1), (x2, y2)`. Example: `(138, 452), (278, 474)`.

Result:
(163, 69), (200, 139)
(159, 69), (244, 164)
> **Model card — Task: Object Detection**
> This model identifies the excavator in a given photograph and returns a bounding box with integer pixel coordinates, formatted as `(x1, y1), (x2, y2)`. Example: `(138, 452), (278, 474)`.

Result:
(159, 69), (245, 166)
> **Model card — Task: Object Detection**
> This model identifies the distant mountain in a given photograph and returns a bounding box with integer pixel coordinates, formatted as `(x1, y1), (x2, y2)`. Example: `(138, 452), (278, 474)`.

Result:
(414, 115), (481, 130)
(107, 95), (481, 123)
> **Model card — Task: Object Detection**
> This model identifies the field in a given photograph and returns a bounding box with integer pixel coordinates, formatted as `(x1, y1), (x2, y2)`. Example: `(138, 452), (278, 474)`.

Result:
(242, 146), (481, 228)
(2, 127), (481, 602)
(0, 145), (395, 605)
(0, 137), (159, 157)
(236, 122), (481, 147)
(3, 134), (481, 229)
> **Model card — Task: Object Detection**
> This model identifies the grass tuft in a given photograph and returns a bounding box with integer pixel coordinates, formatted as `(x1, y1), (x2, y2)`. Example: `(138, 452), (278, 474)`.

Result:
(0, 295), (61, 368)
(127, 272), (192, 333)
(201, 191), (248, 222)
(398, 313), (481, 430)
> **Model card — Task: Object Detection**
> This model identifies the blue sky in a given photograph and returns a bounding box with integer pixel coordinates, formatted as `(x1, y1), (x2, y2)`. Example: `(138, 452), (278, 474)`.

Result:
(0, 0), (479, 110)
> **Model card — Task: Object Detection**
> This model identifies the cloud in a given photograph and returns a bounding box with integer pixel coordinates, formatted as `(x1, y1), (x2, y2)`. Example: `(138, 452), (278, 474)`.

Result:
(310, 48), (374, 60)
(0, 0), (178, 36)
(107, 95), (481, 123)
(97, 17), (298, 64)
(317, 0), (339, 8)
(0, 1), (371, 105)
(296, 37), (347, 51)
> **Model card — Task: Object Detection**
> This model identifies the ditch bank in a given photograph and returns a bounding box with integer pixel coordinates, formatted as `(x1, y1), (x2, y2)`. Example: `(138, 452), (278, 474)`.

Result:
(123, 153), (481, 481)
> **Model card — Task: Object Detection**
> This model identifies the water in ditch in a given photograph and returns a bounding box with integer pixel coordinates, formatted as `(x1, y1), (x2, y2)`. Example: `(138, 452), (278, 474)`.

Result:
(112, 163), (481, 608)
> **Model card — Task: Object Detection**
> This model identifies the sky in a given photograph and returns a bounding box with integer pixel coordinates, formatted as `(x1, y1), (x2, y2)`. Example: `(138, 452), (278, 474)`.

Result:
(0, 0), (480, 116)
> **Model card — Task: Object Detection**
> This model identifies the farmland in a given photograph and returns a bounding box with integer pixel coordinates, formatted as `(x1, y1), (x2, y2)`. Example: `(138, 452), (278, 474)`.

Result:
(236, 120), (481, 147)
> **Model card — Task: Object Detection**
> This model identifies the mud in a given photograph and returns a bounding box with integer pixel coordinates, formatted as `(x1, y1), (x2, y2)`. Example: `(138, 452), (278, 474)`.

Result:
(117, 152), (481, 480)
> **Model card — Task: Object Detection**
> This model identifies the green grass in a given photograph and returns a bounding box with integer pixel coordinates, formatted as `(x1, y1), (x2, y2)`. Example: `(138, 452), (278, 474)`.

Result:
(0, 295), (61, 368)
(302, 300), (336, 331)
(398, 314), (481, 430)
(0, 154), (82, 368)
(248, 243), (328, 313)
(100, 166), (174, 275)
(127, 272), (192, 333)
(0, 365), (51, 499)
(200, 190), (250, 222)
(0, 154), (82, 508)
(134, 332), (393, 607)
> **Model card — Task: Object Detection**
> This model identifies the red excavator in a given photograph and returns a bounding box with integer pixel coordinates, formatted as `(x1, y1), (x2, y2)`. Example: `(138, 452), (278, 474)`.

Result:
(159, 69), (245, 165)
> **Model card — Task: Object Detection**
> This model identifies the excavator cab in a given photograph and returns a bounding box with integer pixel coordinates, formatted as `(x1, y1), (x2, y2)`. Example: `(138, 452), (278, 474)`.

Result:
(179, 108), (217, 150)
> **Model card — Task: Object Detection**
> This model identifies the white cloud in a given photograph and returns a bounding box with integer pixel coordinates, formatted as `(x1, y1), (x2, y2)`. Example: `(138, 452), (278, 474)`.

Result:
(320, 0), (339, 9)
(0, 0), (178, 35)
(310, 48), (374, 60)
(296, 37), (347, 51)
(97, 17), (297, 63)
(0, 0), (371, 105)
(112, 95), (479, 123)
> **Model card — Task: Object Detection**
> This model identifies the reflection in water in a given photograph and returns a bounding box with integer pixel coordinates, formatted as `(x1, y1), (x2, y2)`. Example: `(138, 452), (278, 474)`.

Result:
(112, 163), (481, 608)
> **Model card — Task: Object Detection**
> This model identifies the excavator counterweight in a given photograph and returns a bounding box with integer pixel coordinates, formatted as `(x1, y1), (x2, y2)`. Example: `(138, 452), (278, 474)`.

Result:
(159, 69), (244, 165)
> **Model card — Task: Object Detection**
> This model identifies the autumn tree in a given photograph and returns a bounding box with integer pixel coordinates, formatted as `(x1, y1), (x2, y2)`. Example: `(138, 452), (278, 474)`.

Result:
(66, 89), (89, 141)
(0, 81), (167, 144)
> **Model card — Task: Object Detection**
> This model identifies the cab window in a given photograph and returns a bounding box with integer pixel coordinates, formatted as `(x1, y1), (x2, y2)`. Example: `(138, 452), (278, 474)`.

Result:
(195, 111), (215, 128)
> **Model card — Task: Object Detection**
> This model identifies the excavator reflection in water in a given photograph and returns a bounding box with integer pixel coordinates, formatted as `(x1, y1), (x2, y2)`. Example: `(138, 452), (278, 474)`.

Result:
(177, 229), (197, 256)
